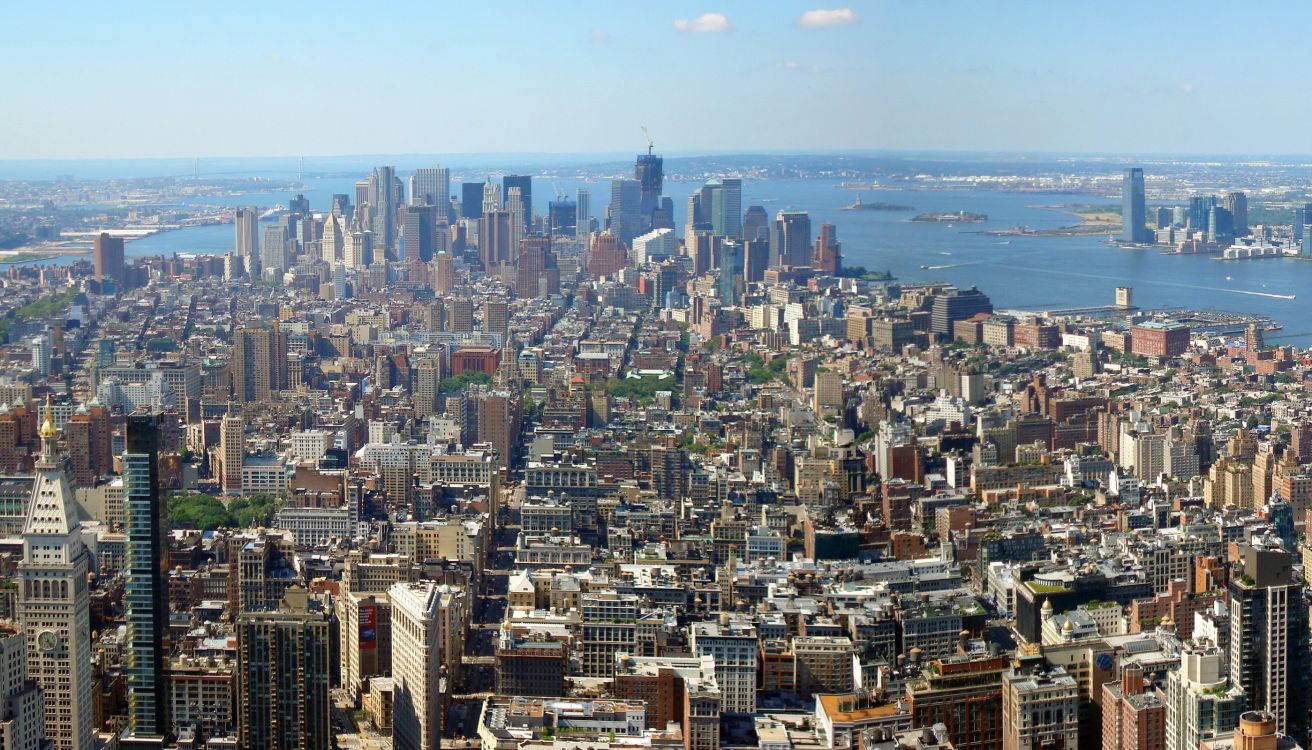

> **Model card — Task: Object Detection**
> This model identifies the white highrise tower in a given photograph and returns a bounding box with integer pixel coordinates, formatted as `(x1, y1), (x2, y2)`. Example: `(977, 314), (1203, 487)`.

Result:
(322, 213), (344, 265)
(507, 187), (525, 251)
(410, 168), (450, 209)
(18, 401), (92, 750)
(30, 334), (50, 378)
(481, 178), (500, 214)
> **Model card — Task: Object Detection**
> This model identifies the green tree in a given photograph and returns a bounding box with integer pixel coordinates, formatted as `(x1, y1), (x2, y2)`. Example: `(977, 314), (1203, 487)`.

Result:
(168, 492), (233, 530)
(440, 371), (493, 393)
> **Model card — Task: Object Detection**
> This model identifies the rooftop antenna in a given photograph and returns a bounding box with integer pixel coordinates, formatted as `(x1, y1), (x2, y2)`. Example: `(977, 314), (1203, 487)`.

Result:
(641, 126), (654, 156)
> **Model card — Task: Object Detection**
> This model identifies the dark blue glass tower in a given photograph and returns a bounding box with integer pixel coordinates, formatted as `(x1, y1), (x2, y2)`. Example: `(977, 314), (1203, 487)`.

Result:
(1121, 168), (1150, 243)
(124, 414), (169, 742)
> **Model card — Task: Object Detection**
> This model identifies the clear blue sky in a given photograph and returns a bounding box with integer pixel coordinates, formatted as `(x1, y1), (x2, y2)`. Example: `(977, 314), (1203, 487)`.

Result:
(2, 1), (1300, 159)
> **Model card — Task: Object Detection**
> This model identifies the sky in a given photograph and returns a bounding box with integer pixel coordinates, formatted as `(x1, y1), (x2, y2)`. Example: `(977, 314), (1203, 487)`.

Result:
(2, 1), (1307, 160)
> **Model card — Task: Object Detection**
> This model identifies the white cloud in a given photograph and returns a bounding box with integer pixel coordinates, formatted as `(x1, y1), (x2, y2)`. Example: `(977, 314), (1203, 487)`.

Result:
(674, 12), (733, 33)
(1181, 82), (1195, 94)
(795, 8), (859, 28)
(589, 28), (609, 43)
(779, 59), (826, 75)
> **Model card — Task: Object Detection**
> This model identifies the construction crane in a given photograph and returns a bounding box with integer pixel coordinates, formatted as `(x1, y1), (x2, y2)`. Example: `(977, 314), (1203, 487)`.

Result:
(641, 126), (654, 156)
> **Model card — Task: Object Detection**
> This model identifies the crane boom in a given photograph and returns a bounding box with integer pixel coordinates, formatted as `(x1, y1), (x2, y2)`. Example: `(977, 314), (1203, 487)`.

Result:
(641, 126), (654, 156)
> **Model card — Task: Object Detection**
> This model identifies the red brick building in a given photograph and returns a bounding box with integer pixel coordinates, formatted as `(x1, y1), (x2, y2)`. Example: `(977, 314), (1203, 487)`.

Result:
(1101, 665), (1164, 750)
(451, 347), (501, 376)
(1130, 323), (1190, 358)
(1013, 319), (1061, 349)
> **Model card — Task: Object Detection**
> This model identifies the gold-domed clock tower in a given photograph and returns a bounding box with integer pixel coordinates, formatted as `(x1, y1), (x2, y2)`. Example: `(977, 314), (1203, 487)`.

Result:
(18, 396), (92, 750)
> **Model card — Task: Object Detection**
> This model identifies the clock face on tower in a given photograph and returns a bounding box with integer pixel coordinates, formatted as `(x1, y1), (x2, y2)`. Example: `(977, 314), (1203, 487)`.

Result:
(37, 630), (59, 653)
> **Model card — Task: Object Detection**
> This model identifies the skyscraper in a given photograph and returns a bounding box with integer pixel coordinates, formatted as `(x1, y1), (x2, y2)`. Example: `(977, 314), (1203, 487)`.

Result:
(484, 298), (508, 339)
(609, 179), (642, 246)
(403, 205), (436, 262)
(1224, 191), (1249, 237)
(344, 229), (373, 270)
(321, 213), (344, 265)
(369, 166), (398, 259)
(547, 197), (577, 239)
(220, 406), (243, 492)
(770, 210), (812, 267)
(65, 401), (112, 489)
(1229, 544), (1309, 740)
(744, 239), (770, 282)
(433, 252), (455, 295)
(460, 182), (484, 219)
(515, 237), (555, 299)
(718, 240), (743, 306)
(231, 324), (287, 404)
(410, 167), (450, 209)
(18, 405), (93, 750)
(742, 205), (769, 242)
(390, 581), (453, 750)
(635, 153), (663, 230)
(92, 233), (125, 288)
(1121, 168), (1150, 243)
(576, 188), (591, 243)
(236, 587), (332, 750)
(706, 178), (743, 239)
(480, 210), (512, 269)
(506, 187), (526, 250)
(813, 223), (841, 274)
(234, 207), (260, 270)
(260, 223), (289, 276)
(1166, 642), (1243, 750)
(447, 298), (474, 333)
(414, 358), (442, 418)
(482, 178), (501, 214)
(30, 333), (50, 378)
(502, 175), (533, 226)
(123, 414), (169, 742)
(1187, 196), (1218, 232)
(587, 231), (627, 281)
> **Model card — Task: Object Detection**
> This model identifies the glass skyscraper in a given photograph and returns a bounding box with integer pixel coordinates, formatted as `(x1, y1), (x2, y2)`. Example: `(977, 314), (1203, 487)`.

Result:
(718, 240), (744, 305)
(1121, 167), (1150, 243)
(635, 154), (663, 230)
(124, 414), (169, 741)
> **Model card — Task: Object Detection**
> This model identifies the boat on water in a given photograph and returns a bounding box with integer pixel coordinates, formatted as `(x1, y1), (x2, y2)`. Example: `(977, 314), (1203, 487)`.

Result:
(260, 204), (288, 220)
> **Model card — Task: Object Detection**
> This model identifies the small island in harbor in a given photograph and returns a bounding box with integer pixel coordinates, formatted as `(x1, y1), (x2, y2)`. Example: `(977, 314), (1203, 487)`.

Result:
(910, 210), (988, 223)
(841, 194), (914, 211)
